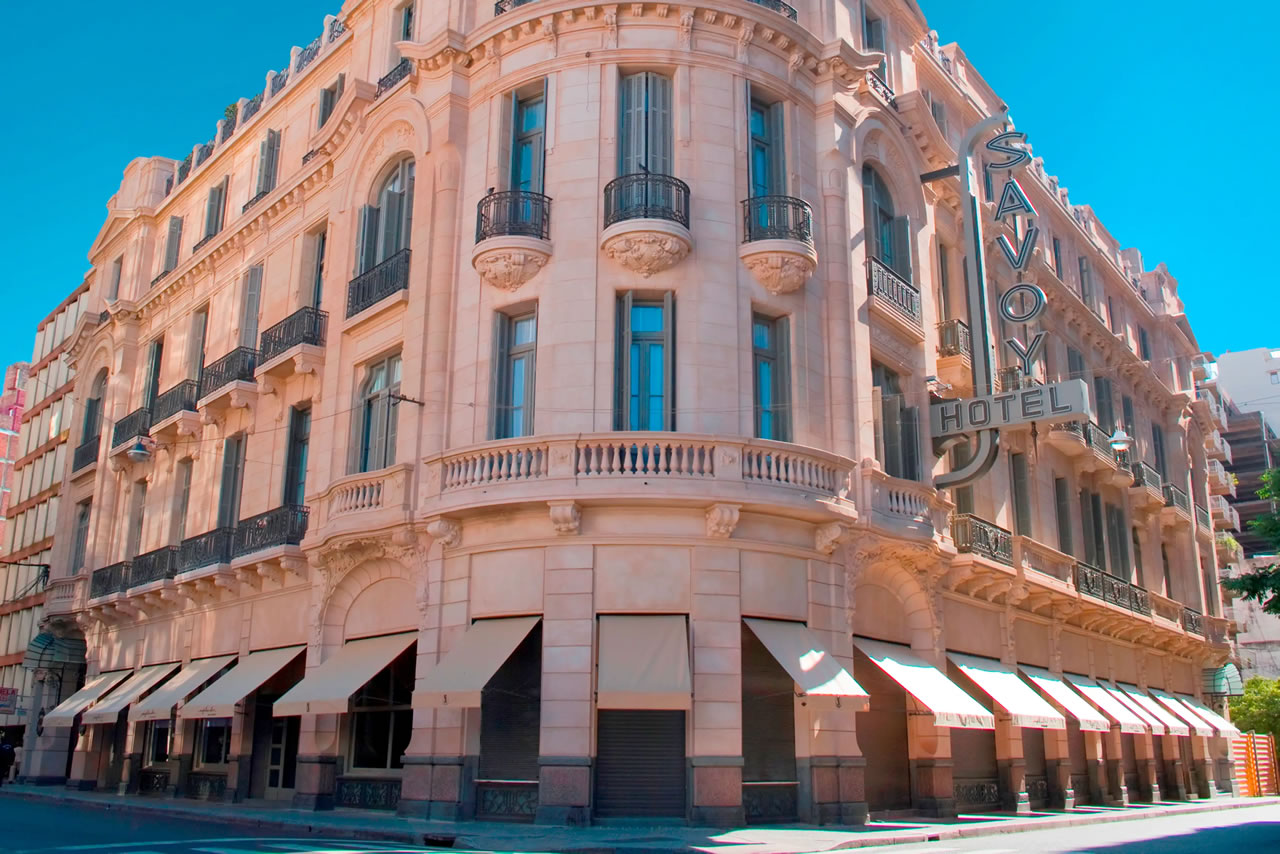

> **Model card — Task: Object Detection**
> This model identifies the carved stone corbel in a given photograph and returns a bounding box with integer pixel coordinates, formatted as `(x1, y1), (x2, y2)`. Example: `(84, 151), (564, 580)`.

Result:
(815, 521), (854, 555)
(705, 503), (740, 539)
(548, 501), (581, 536)
(426, 517), (461, 549)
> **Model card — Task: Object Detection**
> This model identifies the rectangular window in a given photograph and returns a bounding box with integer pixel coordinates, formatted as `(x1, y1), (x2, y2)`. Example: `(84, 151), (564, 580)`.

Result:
(318, 74), (345, 128)
(309, 228), (327, 308)
(1067, 347), (1086, 381)
(350, 647), (415, 770)
(162, 216), (184, 273)
(217, 434), (246, 529)
(189, 307), (208, 380)
(493, 312), (537, 440)
(108, 256), (123, 302)
(982, 162), (994, 202)
(872, 362), (920, 481)
(1151, 424), (1167, 479)
(511, 89), (546, 193)
(951, 443), (974, 515)
(354, 354), (402, 473)
(356, 159), (414, 274)
(928, 94), (948, 139)
(239, 266), (263, 349)
(203, 177), (229, 239)
(1090, 493), (1106, 570)
(1138, 327), (1151, 361)
(399, 2), (414, 41)
(172, 458), (193, 544)
(147, 720), (171, 764)
(256, 130), (281, 197)
(71, 500), (91, 575)
(614, 293), (674, 432)
(1054, 477), (1073, 556)
(1051, 237), (1063, 278)
(1093, 376), (1114, 433)
(618, 72), (673, 176)
(283, 406), (311, 506)
(1106, 504), (1128, 578)
(126, 480), (147, 558)
(752, 314), (791, 442)
(747, 97), (785, 198)
(1077, 256), (1093, 307)
(1272, 371), (1280, 386)
(938, 243), (952, 320)
(195, 718), (232, 767)
(1132, 529), (1145, 587)
(1122, 395), (1136, 439)
(862, 5), (888, 82)
(1010, 452), (1031, 536)
(144, 336), (164, 410)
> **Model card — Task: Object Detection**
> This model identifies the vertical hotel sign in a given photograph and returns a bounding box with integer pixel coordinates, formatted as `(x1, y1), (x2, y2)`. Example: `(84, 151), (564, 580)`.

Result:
(931, 117), (1091, 489)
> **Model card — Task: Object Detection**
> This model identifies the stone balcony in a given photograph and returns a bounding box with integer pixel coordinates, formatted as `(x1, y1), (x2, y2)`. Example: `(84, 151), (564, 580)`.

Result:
(110, 407), (151, 455)
(866, 255), (923, 340)
(857, 465), (950, 541)
(1191, 389), (1229, 433)
(600, 173), (692, 277)
(1216, 532), (1243, 565)
(308, 462), (416, 549)
(256, 306), (327, 390)
(150, 380), (201, 441)
(950, 514), (1014, 568)
(1128, 460), (1165, 516)
(1205, 430), (1233, 464)
(935, 319), (973, 398)
(471, 190), (553, 292)
(1211, 495), (1240, 531)
(1207, 459), (1236, 498)
(198, 347), (258, 415)
(422, 433), (855, 529)
(1160, 482), (1193, 531)
(737, 196), (817, 296)
(44, 574), (85, 617)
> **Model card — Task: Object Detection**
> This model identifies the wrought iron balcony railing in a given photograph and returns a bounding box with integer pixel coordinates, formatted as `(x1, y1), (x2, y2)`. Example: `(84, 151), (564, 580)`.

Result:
(152, 380), (199, 424)
(1182, 607), (1204, 636)
(937, 319), (972, 359)
(233, 505), (310, 557)
(296, 35), (322, 72)
(1073, 561), (1152, 616)
(1131, 460), (1163, 491)
(603, 173), (691, 228)
(73, 436), (100, 472)
(178, 528), (236, 573)
(375, 59), (411, 99)
(260, 306), (328, 364)
(951, 513), (1014, 567)
(1196, 504), (1212, 530)
(200, 347), (258, 400)
(242, 93), (263, 123)
(90, 561), (131, 599)
(745, 0), (798, 20)
(999, 366), (1040, 392)
(1083, 422), (1118, 460)
(129, 546), (180, 587)
(867, 255), (921, 325)
(741, 196), (813, 245)
(494, 0), (538, 14)
(347, 249), (411, 318)
(112, 407), (152, 449)
(475, 191), (552, 242)
(1163, 482), (1191, 514)
(242, 189), (270, 213)
(866, 70), (898, 109)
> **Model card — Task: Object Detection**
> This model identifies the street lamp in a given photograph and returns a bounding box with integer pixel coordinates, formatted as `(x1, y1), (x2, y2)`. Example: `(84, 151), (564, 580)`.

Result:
(1108, 428), (1133, 453)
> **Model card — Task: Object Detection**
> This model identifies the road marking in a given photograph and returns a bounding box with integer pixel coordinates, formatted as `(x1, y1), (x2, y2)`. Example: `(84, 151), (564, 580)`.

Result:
(34, 839), (416, 852)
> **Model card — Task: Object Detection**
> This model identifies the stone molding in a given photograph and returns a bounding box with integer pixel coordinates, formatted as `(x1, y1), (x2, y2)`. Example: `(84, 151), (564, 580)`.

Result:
(471, 235), (552, 291)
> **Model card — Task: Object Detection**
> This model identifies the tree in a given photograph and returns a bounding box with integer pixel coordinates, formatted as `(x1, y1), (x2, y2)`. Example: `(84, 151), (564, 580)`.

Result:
(1230, 677), (1280, 736)
(1222, 468), (1280, 613)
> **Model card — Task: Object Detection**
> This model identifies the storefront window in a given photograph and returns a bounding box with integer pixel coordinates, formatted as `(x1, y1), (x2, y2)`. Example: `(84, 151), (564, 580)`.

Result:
(350, 646), (415, 770)
(195, 718), (232, 766)
(146, 720), (171, 764)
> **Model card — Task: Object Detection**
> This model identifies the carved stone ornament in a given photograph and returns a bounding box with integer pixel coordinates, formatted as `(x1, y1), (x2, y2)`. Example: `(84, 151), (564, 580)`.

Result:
(815, 521), (855, 555)
(548, 500), (581, 535)
(739, 239), (818, 295)
(426, 517), (462, 549)
(705, 503), (741, 539)
(471, 235), (552, 291)
(600, 219), (692, 278)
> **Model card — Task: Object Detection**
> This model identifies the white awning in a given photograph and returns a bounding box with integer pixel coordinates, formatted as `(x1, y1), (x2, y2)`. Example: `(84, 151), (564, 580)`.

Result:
(1063, 674), (1148, 734)
(274, 633), (415, 717)
(947, 653), (1065, 729)
(1099, 680), (1167, 735)
(1149, 688), (1214, 737)
(181, 646), (305, 719)
(81, 664), (180, 725)
(852, 638), (994, 729)
(1019, 665), (1110, 732)
(42, 670), (131, 728)
(1116, 683), (1188, 736)
(1176, 694), (1241, 737)
(745, 618), (869, 710)
(413, 616), (541, 709)
(131, 656), (235, 721)
(597, 615), (692, 710)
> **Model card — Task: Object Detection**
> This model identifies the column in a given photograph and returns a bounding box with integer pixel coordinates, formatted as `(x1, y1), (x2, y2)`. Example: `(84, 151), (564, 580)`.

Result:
(907, 716), (955, 817)
(994, 717), (1030, 813)
(1100, 728), (1128, 805)
(690, 546), (743, 826)
(1188, 734), (1215, 797)
(1160, 734), (1187, 801)
(293, 717), (339, 810)
(168, 717), (193, 798)
(118, 721), (141, 794)
(1132, 732), (1161, 802)
(223, 700), (255, 802)
(536, 543), (595, 825)
(1044, 727), (1076, 809)
(66, 723), (106, 790)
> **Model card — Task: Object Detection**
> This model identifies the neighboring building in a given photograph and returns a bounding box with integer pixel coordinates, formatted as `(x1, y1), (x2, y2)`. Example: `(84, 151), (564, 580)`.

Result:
(24, 0), (1238, 822)
(0, 287), (88, 743)
(1229, 556), (1280, 680)
(1, 362), (31, 547)
(1221, 407), (1277, 558)
(1216, 348), (1280, 438)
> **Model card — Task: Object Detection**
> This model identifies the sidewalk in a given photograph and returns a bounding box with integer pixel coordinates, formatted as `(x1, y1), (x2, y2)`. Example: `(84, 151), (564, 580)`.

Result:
(2, 784), (1278, 853)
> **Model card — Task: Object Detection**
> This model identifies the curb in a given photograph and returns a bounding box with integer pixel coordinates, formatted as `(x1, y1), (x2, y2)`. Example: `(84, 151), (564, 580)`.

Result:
(3, 788), (1279, 853)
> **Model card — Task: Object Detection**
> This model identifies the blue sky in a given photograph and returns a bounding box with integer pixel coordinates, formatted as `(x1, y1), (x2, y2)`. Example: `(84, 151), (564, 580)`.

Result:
(0, 1), (1274, 371)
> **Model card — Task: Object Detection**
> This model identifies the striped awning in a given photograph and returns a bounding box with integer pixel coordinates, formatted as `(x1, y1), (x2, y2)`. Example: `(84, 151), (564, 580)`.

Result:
(1202, 663), (1244, 697)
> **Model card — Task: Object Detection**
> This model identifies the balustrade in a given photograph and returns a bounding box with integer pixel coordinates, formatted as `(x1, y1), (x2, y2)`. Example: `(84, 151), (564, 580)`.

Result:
(375, 59), (411, 98)
(179, 528), (236, 573)
(73, 436), (100, 472)
(867, 256), (921, 325)
(130, 546), (180, 587)
(112, 407), (151, 449)
(951, 514), (1014, 566)
(475, 190), (552, 242)
(90, 562), (130, 599)
(347, 249), (410, 318)
(259, 306), (328, 364)
(152, 380), (199, 424)
(937, 319), (972, 359)
(200, 348), (257, 399)
(741, 196), (813, 244)
(233, 505), (310, 557)
(604, 173), (691, 228)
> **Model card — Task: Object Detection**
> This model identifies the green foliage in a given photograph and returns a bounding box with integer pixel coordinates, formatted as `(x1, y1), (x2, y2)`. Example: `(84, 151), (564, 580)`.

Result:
(1222, 468), (1280, 614)
(1230, 677), (1280, 736)
(224, 102), (238, 123)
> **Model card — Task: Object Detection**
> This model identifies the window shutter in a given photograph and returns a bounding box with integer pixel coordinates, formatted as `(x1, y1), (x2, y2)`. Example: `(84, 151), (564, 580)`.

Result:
(1011, 452), (1031, 535)
(109, 257), (123, 301)
(240, 266), (263, 349)
(257, 137), (271, 195)
(357, 205), (381, 273)
(346, 397), (363, 476)
(266, 129), (281, 193)
(647, 73), (673, 176)
(145, 338), (164, 408)
(384, 381), (400, 468)
(776, 316), (792, 442)
(335, 73), (345, 101)
(189, 310), (208, 380)
(901, 406), (920, 482)
(1090, 494), (1106, 570)
(1079, 490), (1096, 566)
(890, 215), (913, 282)
(767, 101), (786, 195)
(1054, 477), (1073, 556)
(619, 73), (646, 175)
(319, 88), (334, 127)
(490, 313), (512, 439)
(366, 393), (387, 472)
(880, 388), (902, 478)
(1152, 425), (1166, 477)
(402, 164), (415, 249)
(662, 291), (675, 430)
(1122, 396), (1135, 436)
(205, 186), (220, 237)
(614, 292), (633, 430)
(164, 216), (183, 271)
(382, 191), (405, 260)
(217, 436), (242, 528)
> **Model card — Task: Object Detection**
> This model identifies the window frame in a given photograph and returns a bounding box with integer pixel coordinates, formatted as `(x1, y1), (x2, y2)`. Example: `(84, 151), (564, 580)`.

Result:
(614, 292), (675, 432)
(283, 405), (312, 506)
(751, 313), (791, 442)
(492, 310), (538, 440)
(353, 353), (403, 474)
(194, 718), (233, 768)
(348, 645), (416, 772)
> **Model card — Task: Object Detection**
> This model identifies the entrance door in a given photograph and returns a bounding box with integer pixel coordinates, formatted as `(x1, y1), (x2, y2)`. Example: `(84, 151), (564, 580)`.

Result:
(594, 710), (685, 818)
(264, 716), (299, 800)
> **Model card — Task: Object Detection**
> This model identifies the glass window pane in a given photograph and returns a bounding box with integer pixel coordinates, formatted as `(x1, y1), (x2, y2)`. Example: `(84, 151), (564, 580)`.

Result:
(630, 304), (664, 333)
(629, 343), (641, 430)
(352, 711), (391, 768)
(647, 343), (664, 429)
(390, 709), (413, 769)
(749, 105), (766, 138)
(513, 316), (536, 346)
(752, 320), (771, 350)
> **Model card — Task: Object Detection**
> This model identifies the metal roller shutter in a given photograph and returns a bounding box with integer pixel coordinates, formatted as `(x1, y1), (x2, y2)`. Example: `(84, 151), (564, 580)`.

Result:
(594, 710), (686, 818)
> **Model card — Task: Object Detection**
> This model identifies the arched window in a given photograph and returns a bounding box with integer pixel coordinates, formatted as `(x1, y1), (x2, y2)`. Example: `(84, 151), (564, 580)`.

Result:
(862, 165), (912, 282)
(352, 353), (402, 473)
(82, 369), (108, 441)
(356, 159), (415, 274)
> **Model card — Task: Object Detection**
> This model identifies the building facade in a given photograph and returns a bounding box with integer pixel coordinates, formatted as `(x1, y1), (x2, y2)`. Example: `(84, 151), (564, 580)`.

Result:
(1, 362), (31, 551)
(25, 0), (1239, 823)
(1, 288), (88, 744)
(1216, 348), (1280, 440)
